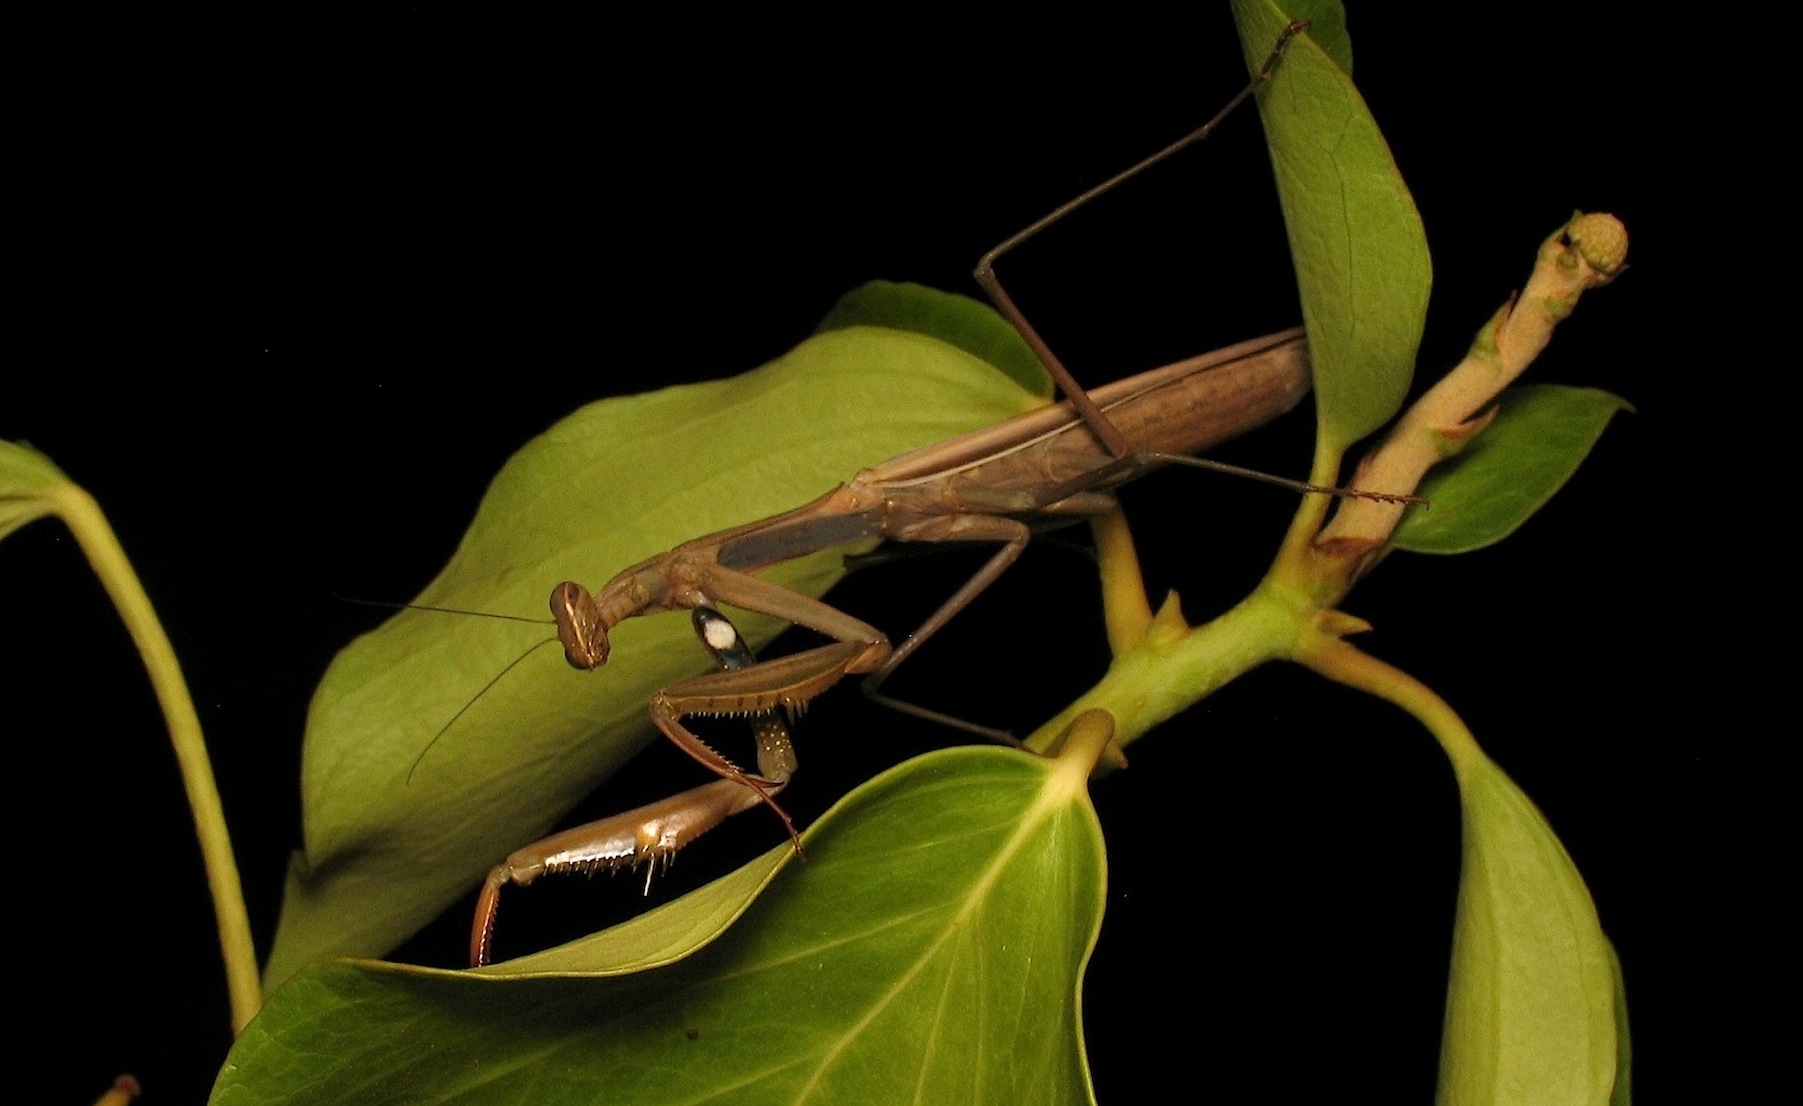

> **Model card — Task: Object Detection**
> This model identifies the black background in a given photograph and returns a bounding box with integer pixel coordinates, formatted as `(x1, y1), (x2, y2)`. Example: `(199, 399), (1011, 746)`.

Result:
(10, 7), (1727, 1103)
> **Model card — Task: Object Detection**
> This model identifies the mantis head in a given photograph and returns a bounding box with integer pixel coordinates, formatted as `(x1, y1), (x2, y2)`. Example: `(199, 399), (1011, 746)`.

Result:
(550, 580), (610, 670)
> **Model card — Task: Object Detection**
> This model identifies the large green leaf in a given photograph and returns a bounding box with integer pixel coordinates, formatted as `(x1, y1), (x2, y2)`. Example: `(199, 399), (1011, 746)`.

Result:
(814, 280), (1052, 397)
(265, 286), (1047, 987)
(1438, 750), (1627, 1105)
(221, 740), (1109, 1105)
(1393, 385), (1633, 554)
(1233, 0), (1429, 453)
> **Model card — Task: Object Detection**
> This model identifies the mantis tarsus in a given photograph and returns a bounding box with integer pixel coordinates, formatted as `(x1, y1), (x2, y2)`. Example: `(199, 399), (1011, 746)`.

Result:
(465, 21), (1384, 965)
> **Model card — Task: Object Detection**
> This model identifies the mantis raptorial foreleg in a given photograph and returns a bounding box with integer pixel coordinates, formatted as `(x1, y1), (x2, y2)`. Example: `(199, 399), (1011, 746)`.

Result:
(471, 606), (794, 967)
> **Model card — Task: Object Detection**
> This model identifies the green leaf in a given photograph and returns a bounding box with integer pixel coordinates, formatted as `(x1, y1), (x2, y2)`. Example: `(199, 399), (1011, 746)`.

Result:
(1438, 751), (1627, 1106)
(814, 281), (1054, 398)
(0, 439), (70, 541)
(1607, 943), (1633, 1106)
(1392, 385), (1633, 554)
(264, 304), (1044, 987)
(1232, 0), (1430, 454)
(221, 743), (1108, 1105)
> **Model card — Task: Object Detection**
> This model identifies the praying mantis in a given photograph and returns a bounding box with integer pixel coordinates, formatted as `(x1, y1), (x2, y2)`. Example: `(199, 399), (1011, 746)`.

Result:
(462, 22), (1410, 966)
(468, 324), (1314, 962)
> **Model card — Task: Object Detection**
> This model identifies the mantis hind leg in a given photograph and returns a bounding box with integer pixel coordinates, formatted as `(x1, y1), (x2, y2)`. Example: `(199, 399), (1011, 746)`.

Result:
(971, 20), (1311, 459)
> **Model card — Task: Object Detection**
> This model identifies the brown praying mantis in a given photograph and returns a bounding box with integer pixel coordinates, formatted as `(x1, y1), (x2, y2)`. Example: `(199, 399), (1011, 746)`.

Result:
(463, 21), (1407, 965)
(467, 322), (1321, 964)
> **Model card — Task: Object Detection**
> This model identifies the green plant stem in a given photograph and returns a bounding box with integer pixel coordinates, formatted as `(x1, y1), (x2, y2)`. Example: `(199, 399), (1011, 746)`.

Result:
(1297, 631), (1481, 778)
(1269, 441), (1345, 606)
(49, 480), (260, 1033)
(1088, 508), (1154, 655)
(1023, 467), (1471, 774)
(1021, 581), (1302, 758)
